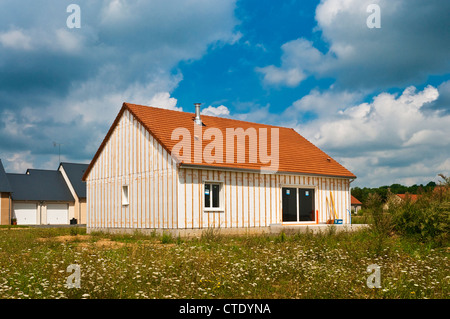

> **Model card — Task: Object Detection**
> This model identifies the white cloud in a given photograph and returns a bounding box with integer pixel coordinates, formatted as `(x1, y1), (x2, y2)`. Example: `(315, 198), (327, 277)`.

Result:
(201, 105), (230, 117)
(0, 29), (32, 50)
(284, 89), (360, 117)
(257, 65), (306, 87)
(403, 129), (449, 147)
(257, 0), (450, 89)
(227, 84), (448, 186)
(148, 92), (181, 111)
(0, 26), (95, 55)
(290, 85), (450, 186)
(302, 85), (441, 149)
(3, 151), (34, 173)
(0, 0), (240, 170)
(54, 29), (85, 54)
(256, 38), (325, 87)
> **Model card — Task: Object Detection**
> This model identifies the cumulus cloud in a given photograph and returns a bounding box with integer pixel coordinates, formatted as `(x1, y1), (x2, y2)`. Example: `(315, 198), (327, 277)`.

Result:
(0, 29), (32, 50)
(3, 151), (35, 174)
(257, 0), (450, 90)
(303, 86), (440, 149)
(201, 105), (231, 117)
(424, 80), (450, 115)
(290, 85), (449, 186)
(228, 84), (449, 187)
(282, 89), (361, 121)
(0, 0), (239, 172)
(256, 39), (324, 87)
(148, 92), (181, 111)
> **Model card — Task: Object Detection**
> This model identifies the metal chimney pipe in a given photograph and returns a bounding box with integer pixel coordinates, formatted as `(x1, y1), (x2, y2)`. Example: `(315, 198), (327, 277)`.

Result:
(194, 103), (202, 125)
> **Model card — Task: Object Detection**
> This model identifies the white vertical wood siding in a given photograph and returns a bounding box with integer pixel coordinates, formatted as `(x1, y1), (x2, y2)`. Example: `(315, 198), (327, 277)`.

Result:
(178, 169), (351, 228)
(86, 110), (178, 229)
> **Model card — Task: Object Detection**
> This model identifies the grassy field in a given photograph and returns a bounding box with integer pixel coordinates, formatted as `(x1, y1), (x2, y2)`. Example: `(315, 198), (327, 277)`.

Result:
(0, 225), (448, 299)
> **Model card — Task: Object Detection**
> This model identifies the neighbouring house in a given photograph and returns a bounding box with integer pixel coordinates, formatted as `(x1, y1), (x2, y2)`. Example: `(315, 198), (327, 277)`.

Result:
(384, 192), (421, 210)
(82, 102), (356, 236)
(395, 193), (420, 202)
(350, 195), (362, 214)
(0, 159), (13, 225)
(0, 160), (88, 225)
(7, 169), (75, 225)
(58, 162), (89, 225)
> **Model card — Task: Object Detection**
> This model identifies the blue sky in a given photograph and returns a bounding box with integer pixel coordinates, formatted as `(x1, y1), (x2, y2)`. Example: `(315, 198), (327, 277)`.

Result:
(0, 0), (449, 187)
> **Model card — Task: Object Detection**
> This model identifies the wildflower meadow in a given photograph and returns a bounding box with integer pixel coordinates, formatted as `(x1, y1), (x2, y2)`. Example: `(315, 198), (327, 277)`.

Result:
(0, 224), (447, 299)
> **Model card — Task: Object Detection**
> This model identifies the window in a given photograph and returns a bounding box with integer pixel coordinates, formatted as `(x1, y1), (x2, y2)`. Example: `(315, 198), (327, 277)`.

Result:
(122, 185), (129, 206)
(204, 183), (221, 210)
(282, 187), (315, 222)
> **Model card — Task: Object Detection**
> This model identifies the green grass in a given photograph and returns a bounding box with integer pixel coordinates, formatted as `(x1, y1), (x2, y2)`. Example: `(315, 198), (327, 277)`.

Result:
(0, 226), (448, 299)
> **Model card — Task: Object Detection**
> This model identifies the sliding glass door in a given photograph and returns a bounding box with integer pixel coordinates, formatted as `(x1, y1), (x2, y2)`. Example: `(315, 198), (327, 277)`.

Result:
(282, 187), (315, 222)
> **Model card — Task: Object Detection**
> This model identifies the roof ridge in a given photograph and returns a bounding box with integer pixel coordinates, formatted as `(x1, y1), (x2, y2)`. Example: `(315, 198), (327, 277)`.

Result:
(125, 102), (289, 129)
(60, 162), (89, 165)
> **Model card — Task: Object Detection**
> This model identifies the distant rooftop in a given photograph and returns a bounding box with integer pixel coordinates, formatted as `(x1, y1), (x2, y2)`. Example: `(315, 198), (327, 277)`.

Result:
(350, 195), (362, 205)
(6, 169), (74, 202)
(59, 162), (89, 199)
(396, 193), (420, 202)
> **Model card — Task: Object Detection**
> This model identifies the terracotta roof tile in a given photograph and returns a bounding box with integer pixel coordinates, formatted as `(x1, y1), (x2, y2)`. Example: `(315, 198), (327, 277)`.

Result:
(351, 195), (362, 205)
(396, 193), (420, 201)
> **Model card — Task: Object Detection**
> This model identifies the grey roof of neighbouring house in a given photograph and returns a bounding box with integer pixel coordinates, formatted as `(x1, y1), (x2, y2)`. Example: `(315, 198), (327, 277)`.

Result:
(6, 169), (74, 202)
(0, 159), (13, 193)
(59, 162), (88, 199)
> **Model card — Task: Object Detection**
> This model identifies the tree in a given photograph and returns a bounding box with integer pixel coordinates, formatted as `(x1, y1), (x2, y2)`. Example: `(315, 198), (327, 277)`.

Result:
(438, 174), (450, 187)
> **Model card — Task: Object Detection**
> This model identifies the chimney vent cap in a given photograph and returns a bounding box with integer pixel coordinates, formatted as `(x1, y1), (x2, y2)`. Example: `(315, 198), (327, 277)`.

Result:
(194, 103), (202, 125)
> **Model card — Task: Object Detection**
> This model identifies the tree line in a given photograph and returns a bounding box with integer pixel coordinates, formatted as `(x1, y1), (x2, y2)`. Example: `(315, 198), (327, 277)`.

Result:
(351, 181), (437, 207)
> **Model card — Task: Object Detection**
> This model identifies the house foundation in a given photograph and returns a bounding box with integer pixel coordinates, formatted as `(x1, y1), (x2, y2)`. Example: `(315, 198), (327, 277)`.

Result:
(87, 224), (369, 238)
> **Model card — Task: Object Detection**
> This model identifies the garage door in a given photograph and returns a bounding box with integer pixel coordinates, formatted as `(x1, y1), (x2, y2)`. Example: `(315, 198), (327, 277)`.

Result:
(14, 203), (38, 225)
(47, 203), (69, 225)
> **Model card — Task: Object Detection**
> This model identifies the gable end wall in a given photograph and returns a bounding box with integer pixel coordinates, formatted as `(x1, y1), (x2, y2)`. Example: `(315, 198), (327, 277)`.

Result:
(85, 109), (178, 229)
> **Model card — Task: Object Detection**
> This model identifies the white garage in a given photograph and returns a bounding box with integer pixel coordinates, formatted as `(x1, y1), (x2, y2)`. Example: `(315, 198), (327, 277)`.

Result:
(13, 203), (38, 225)
(46, 203), (69, 225)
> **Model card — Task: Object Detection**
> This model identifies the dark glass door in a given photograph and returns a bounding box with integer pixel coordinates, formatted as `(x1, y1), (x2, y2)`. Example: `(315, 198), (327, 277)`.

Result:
(299, 188), (315, 221)
(282, 187), (297, 222)
(282, 187), (315, 222)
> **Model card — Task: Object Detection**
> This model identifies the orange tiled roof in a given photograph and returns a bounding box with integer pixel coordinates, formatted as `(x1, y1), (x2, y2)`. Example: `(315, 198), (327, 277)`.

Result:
(351, 195), (362, 205)
(83, 103), (356, 180)
(396, 194), (420, 201)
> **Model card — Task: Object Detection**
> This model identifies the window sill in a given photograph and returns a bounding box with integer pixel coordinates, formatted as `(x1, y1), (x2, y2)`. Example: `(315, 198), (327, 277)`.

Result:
(203, 208), (224, 213)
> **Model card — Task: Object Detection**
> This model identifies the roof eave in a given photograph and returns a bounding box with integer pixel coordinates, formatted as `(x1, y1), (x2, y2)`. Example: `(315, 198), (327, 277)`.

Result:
(179, 163), (356, 179)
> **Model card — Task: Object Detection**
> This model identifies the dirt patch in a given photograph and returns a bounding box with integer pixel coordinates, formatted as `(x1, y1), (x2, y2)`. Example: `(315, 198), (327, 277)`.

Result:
(37, 234), (92, 243)
(76, 238), (126, 250)
(35, 234), (179, 250)
(37, 235), (126, 250)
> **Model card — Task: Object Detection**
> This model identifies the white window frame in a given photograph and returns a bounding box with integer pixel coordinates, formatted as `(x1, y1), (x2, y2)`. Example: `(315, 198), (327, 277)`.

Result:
(203, 182), (224, 212)
(122, 185), (129, 206)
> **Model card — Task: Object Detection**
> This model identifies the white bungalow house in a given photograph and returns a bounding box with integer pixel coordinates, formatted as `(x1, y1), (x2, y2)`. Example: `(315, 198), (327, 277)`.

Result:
(82, 102), (356, 236)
